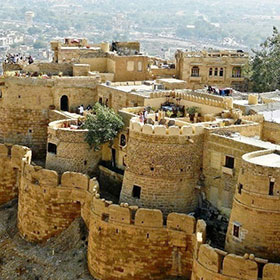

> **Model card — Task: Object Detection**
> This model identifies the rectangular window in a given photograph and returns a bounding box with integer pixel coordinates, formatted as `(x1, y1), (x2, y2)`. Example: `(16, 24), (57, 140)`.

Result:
(225, 156), (234, 169)
(127, 61), (134, 72)
(48, 143), (57, 154)
(238, 183), (243, 194)
(137, 61), (143, 72)
(101, 213), (109, 222)
(269, 180), (275, 196)
(132, 185), (141, 199)
(233, 223), (240, 238)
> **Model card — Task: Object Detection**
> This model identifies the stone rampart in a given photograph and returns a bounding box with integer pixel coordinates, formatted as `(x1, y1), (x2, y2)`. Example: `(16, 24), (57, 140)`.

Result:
(0, 144), (31, 205)
(46, 119), (101, 175)
(192, 242), (280, 280)
(4, 142), (198, 279)
(226, 149), (280, 261)
(88, 194), (197, 280)
(120, 117), (204, 215)
(18, 155), (99, 241)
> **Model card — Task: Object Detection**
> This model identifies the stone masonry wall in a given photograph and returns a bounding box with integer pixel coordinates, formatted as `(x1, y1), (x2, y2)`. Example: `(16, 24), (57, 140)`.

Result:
(202, 132), (264, 215)
(226, 150), (280, 261)
(191, 243), (280, 280)
(0, 144), (31, 205)
(18, 162), (97, 242)
(46, 119), (101, 175)
(0, 76), (98, 158)
(88, 196), (197, 280)
(120, 119), (204, 215)
(12, 143), (198, 279)
(262, 121), (280, 144)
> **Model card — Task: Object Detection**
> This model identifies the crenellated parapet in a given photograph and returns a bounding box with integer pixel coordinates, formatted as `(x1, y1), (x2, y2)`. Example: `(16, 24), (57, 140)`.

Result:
(18, 157), (98, 242)
(149, 90), (233, 110)
(88, 193), (198, 280)
(0, 144), (31, 205)
(120, 117), (204, 215)
(192, 241), (280, 280)
(130, 117), (205, 136)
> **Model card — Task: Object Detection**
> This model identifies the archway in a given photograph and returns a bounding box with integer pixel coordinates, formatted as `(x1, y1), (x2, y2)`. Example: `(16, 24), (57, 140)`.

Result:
(60, 95), (69, 111)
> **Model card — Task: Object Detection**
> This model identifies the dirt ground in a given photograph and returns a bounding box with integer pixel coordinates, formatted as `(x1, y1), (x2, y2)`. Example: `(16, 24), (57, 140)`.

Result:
(0, 199), (94, 280)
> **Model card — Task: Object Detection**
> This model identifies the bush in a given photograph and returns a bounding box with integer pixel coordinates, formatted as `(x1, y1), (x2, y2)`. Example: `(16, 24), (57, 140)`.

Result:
(82, 103), (124, 151)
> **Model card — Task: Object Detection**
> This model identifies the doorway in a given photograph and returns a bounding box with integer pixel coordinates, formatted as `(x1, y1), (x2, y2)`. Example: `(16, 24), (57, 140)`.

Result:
(60, 95), (69, 111)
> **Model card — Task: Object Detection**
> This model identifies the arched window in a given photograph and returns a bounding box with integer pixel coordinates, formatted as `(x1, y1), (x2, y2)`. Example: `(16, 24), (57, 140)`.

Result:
(99, 97), (103, 105)
(232, 67), (241, 78)
(120, 134), (126, 147)
(209, 68), (213, 76)
(214, 68), (218, 76)
(191, 66), (199, 77)
(60, 95), (69, 111)
(220, 68), (224, 77)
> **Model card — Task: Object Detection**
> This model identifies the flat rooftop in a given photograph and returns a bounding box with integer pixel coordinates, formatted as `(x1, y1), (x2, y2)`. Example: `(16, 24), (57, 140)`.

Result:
(216, 132), (280, 151)
(260, 109), (280, 124)
(249, 152), (280, 168)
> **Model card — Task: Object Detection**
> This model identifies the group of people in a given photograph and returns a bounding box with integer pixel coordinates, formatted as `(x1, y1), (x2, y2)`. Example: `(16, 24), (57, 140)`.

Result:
(207, 85), (232, 96)
(5, 53), (34, 65)
(139, 108), (162, 124)
(76, 104), (92, 115)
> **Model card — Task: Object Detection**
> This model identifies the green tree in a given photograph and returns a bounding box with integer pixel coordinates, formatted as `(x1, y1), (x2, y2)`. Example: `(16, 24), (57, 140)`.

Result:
(83, 103), (124, 151)
(251, 27), (280, 92)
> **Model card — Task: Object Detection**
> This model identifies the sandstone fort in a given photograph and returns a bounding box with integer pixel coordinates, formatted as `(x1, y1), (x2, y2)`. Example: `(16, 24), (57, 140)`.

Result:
(1, 38), (280, 280)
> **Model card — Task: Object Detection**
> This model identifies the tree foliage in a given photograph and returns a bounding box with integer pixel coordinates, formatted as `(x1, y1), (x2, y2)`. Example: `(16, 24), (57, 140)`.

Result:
(83, 103), (124, 151)
(251, 27), (280, 92)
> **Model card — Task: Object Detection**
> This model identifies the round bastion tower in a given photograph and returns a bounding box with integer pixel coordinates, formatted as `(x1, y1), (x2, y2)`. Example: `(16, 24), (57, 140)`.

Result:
(226, 149), (280, 262)
(119, 116), (204, 215)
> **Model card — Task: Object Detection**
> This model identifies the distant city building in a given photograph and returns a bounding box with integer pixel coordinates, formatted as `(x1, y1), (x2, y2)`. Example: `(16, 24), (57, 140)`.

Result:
(175, 49), (249, 91)
(25, 11), (35, 26)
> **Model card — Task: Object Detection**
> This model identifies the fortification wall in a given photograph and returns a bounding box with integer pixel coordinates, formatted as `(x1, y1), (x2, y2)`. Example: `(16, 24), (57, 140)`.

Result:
(192, 230), (280, 280)
(88, 196), (197, 280)
(18, 160), (98, 242)
(226, 150), (280, 261)
(10, 142), (197, 279)
(202, 133), (264, 215)
(120, 119), (204, 215)
(0, 76), (98, 157)
(23, 62), (74, 76)
(97, 84), (146, 112)
(262, 121), (280, 144)
(0, 144), (31, 205)
(146, 91), (233, 115)
(192, 243), (278, 280)
(46, 119), (101, 175)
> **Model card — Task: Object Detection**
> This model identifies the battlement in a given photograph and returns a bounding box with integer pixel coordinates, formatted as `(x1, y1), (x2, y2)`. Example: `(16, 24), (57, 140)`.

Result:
(22, 161), (97, 192)
(91, 195), (196, 231)
(176, 49), (249, 59)
(129, 117), (205, 136)
(194, 242), (280, 280)
(149, 90), (233, 110)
